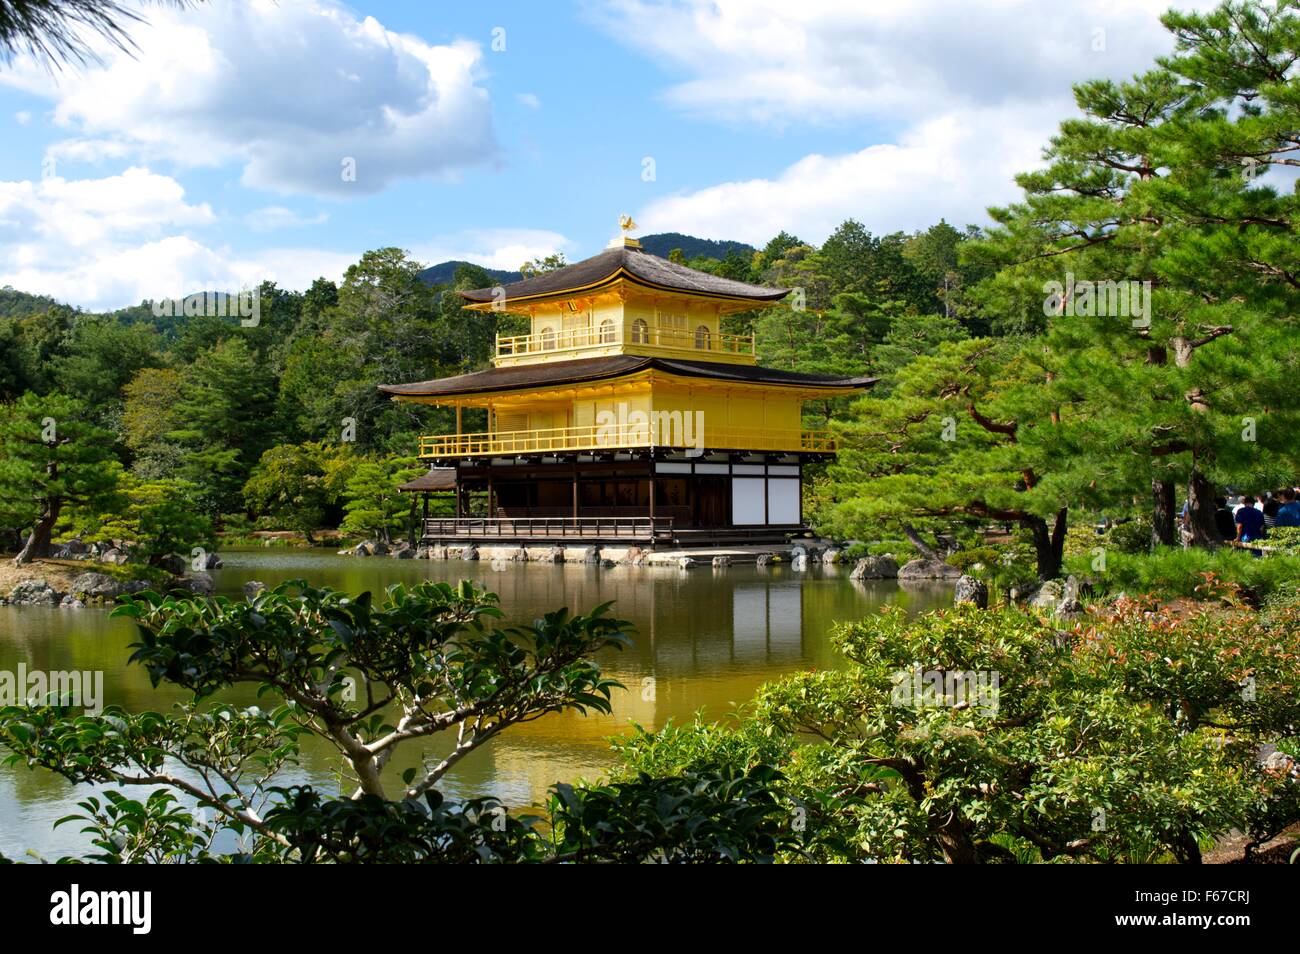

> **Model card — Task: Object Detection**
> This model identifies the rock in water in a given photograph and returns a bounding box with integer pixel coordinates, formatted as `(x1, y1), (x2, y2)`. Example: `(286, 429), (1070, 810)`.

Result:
(897, 558), (962, 581)
(177, 572), (214, 595)
(244, 580), (267, 600)
(791, 553), (808, 572)
(70, 572), (125, 600)
(9, 580), (60, 604)
(953, 575), (989, 609)
(850, 555), (899, 580)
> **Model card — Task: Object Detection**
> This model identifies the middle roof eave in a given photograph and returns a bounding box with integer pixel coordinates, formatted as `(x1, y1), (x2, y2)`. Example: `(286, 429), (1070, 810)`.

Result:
(378, 355), (877, 400)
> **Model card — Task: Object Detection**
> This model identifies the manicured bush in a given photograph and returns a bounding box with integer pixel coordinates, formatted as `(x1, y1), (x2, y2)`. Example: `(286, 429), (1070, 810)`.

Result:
(1066, 546), (1300, 601)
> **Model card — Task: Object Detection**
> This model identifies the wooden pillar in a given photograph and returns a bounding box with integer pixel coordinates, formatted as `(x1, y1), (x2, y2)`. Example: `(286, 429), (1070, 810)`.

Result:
(488, 472), (495, 519)
(572, 463), (579, 526)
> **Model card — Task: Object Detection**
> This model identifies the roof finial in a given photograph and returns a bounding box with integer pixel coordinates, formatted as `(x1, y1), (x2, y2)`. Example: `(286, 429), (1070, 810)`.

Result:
(608, 213), (642, 249)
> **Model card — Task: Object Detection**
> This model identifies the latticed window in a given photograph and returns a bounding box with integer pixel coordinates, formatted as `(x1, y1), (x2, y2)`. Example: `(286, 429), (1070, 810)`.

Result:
(540, 326), (556, 350)
(631, 318), (649, 343)
(599, 318), (616, 343)
(694, 325), (711, 349)
(658, 312), (687, 344)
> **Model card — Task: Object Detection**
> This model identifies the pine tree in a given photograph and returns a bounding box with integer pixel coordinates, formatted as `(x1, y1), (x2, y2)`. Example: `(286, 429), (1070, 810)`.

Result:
(968, 0), (1300, 547)
(823, 338), (1072, 580)
(0, 392), (119, 564)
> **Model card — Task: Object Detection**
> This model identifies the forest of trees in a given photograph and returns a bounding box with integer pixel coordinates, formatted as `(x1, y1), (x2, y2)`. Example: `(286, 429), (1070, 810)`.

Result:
(2, 0), (1299, 582)
(0, 217), (991, 562)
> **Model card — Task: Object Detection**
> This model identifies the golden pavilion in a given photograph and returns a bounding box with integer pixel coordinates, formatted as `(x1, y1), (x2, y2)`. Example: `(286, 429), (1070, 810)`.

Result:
(380, 223), (874, 546)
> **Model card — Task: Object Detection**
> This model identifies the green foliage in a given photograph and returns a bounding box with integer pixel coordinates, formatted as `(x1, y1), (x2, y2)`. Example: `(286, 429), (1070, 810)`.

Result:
(1066, 545), (1300, 600)
(1266, 526), (1300, 552)
(1103, 517), (1154, 555)
(618, 602), (1300, 863)
(0, 581), (802, 863)
(967, 0), (1300, 538)
(821, 337), (1071, 579)
(339, 455), (423, 543)
(242, 441), (357, 537)
(167, 337), (276, 514)
(0, 391), (120, 559)
(69, 471), (214, 566)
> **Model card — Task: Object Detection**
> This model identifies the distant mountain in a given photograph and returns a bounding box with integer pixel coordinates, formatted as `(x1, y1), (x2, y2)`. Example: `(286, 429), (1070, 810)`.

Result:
(417, 233), (754, 288)
(637, 232), (755, 261)
(418, 260), (520, 288)
(0, 286), (65, 319)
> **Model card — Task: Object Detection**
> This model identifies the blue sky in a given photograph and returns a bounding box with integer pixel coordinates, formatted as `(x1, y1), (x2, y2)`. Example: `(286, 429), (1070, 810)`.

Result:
(0, 0), (1216, 309)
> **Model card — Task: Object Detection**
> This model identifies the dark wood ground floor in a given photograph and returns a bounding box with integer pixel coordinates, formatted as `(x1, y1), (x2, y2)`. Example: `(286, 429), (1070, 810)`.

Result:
(416, 454), (811, 545)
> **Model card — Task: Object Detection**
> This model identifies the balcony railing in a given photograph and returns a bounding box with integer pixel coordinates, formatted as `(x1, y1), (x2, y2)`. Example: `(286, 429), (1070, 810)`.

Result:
(423, 516), (675, 541)
(495, 325), (755, 360)
(418, 424), (836, 458)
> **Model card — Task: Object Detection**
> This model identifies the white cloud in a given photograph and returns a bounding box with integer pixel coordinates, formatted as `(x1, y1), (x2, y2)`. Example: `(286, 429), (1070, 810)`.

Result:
(599, 0), (1221, 243)
(410, 229), (572, 273)
(244, 206), (330, 232)
(14, 110), (30, 125)
(595, 0), (1217, 125)
(0, 168), (225, 306)
(516, 92), (541, 109)
(0, 164), (565, 308)
(640, 104), (1058, 244)
(2, 0), (497, 196)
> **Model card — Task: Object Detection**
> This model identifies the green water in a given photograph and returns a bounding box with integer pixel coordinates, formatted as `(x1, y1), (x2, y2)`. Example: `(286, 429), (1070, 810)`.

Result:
(0, 550), (952, 858)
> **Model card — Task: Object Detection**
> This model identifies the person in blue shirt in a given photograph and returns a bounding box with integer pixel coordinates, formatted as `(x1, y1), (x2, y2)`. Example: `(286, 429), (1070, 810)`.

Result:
(1275, 489), (1300, 528)
(1235, 495), (1266, 542)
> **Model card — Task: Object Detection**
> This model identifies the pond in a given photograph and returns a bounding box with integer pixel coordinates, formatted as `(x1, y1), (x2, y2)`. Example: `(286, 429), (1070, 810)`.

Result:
(0, 549), (953, 858)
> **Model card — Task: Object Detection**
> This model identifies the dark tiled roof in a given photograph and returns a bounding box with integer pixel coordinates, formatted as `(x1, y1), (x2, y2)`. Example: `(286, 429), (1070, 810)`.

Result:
(459, 245), (788, 304)
(397, 468), (457, 492)
(379, 355), (875, 399)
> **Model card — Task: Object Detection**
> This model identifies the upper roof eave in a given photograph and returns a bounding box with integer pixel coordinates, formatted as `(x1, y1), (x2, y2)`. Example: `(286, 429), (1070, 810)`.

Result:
(457, 246), (788, 307)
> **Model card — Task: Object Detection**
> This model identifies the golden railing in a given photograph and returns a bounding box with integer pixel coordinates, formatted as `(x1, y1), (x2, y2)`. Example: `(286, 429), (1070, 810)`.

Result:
(495, 325), (755, 359)
(418, 424), (836, 457)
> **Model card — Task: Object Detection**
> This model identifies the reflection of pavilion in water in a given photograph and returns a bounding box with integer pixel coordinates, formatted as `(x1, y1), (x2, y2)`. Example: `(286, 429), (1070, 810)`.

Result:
(476, 564), (808, 673)
(465, 573), (811, 807)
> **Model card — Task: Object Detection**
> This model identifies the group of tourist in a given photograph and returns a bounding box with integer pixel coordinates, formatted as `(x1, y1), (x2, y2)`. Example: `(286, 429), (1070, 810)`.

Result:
(1185, 486), (1300, 545)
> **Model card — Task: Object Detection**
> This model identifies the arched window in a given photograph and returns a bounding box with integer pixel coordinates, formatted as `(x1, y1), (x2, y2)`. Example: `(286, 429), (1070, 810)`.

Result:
(599, 318), (616, 343)
(539, 326), (556, 350)
(631, 318), (649, 343)
(694, 324), (711, 350)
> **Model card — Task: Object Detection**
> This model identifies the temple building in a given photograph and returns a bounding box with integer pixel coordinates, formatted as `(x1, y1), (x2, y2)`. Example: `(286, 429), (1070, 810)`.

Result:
(379, 223), (874, 546)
